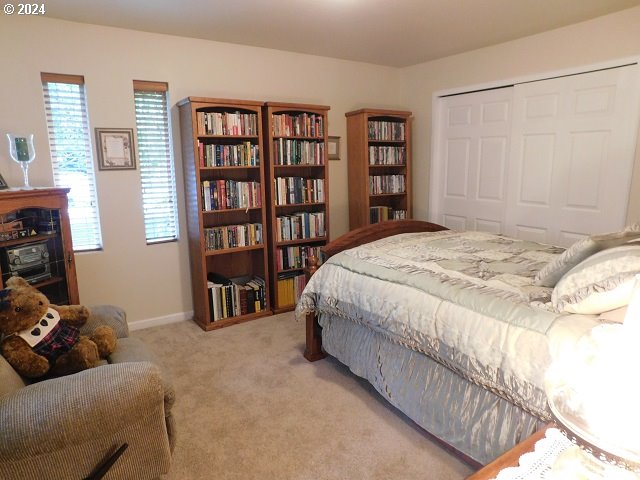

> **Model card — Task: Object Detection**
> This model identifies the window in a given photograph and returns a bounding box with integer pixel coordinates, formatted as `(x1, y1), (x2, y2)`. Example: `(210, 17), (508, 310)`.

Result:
(41, 73), (102, 251)
(133, 81), (179, 243)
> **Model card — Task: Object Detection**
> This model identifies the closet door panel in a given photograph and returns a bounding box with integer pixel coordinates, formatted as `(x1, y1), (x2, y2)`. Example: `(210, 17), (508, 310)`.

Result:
(518, 133), (555, 205)
(565, 131), (608, 209)
(505, 65), (639, 246)
(432, 87), (513, 232)
(444, 137), (471, 198)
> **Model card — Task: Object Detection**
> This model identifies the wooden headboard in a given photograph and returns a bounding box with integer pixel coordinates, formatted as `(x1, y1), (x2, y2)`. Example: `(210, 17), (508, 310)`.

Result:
(303, 220), (447, 362)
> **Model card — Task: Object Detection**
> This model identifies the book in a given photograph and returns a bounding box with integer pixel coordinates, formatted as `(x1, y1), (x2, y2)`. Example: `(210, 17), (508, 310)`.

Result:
(207, 281), (223, 321)
(246, 286), (256, 314)
(229, 275), (251, 316)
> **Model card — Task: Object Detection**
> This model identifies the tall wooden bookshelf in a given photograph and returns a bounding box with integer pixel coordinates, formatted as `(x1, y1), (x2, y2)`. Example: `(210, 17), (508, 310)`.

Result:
(178, 97), (271, 331)
(345, 108), (412, 230)
(263, 102), (330, 313)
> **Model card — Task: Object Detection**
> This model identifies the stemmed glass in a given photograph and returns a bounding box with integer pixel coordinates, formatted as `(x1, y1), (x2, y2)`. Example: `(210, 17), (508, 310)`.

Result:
(7, 133), (36, 189)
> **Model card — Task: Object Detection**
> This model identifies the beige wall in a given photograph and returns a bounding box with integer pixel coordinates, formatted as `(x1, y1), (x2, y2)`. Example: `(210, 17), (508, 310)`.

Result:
(400, 6), (640, 224)
(0, 16), (404, 323)
(2, 8), (640, 324)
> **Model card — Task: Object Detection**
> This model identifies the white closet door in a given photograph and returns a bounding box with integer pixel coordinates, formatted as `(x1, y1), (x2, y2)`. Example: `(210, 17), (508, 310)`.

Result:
(505, 65), (640, 246)
(430, 87), (513, 232)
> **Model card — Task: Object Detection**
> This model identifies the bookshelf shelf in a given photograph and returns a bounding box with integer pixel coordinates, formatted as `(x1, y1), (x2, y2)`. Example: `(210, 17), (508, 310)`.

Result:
(200, 166), (261, 171)
(276, 237), (327, 247)
(202, 207), (262, 214)
(277, 267), (303, 274)
(275, 202), (326, 209)
(31, 275), (66, 290)
(198, 134), (260, 139)
(179, 97), (270, 331)
(273, 135), (324, 141)
(264, 102), (330, 313)
(346, 108), (413, 229)
(204, 244), (266, 256)
(368, 164), (406, 169)
(273, 164), (325, 169)
(204, 310), (272, 332)
(0, 232), (57, 248)
(367, 139), (406, 145)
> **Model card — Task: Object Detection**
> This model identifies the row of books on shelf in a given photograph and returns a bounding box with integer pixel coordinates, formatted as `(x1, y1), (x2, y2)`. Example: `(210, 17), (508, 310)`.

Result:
(272, 113), (324, 138)
(369, 145), (406, 165)
(276, 212), (326, 242)
(201, 180), (261, 211)
(197, 111), (258, 136)
(199, 141), (259, 167)
(276, 245), (323, 271)
(207, 273), (266, 321)
(276, 272), (307, 308)
(204, 223), (263, 251)
(370, 207), (407, 224)
(273, 138), (325, 166)
(368, 120), (405, 141)
(369, 174), (406, 194)
(274, 177), (325, 205)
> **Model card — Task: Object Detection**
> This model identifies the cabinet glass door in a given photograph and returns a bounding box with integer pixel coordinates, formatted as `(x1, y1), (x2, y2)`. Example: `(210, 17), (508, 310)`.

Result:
(0, 207), (71, 305)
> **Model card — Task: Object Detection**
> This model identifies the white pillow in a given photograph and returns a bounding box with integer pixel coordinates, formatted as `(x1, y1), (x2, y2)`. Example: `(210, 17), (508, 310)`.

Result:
(535, 223), (640, 287)
(552, 245), (640, 314)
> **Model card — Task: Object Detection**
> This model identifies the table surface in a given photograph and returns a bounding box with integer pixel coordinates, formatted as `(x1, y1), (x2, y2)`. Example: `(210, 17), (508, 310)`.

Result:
(466, 425), (553, 480)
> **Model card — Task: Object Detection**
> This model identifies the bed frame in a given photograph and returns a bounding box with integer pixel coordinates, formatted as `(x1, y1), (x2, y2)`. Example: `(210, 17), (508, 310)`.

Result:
(303, 220), (449, 361)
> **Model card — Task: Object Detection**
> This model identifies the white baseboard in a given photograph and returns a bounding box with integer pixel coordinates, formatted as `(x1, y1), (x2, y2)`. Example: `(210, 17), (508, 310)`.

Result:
(128, 311), (193, 331)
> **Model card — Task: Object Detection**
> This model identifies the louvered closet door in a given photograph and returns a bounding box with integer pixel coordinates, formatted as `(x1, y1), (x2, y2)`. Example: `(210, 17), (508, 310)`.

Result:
(505, 65), (640, 246)
(432, 87), (513, 232)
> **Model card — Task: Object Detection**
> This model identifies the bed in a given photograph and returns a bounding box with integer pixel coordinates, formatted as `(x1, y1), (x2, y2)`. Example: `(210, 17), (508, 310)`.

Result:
(295, 220), (640, 466)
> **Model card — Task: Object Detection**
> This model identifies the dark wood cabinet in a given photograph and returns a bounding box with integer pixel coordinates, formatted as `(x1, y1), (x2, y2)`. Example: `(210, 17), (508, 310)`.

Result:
(0, 188), (79, 305)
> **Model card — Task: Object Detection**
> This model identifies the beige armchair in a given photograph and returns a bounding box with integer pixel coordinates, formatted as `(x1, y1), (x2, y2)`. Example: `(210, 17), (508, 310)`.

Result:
(0, 306), (175, 480)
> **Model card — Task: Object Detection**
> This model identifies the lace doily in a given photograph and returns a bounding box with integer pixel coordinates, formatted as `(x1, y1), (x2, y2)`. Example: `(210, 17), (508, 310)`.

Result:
(493, 428), (573, 480)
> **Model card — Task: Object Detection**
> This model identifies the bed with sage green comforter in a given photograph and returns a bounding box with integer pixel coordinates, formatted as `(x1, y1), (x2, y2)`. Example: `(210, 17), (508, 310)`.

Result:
(296, 229), (597, 464)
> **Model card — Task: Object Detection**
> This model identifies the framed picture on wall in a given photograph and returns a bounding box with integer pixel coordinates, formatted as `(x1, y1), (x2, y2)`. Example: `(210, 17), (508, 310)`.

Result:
(95, 128), (137, 170)
(328, 136), (340, 160)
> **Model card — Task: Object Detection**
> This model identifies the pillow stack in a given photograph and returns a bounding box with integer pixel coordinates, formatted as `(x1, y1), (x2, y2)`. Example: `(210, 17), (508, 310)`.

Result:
(533, 223), (640, 314)
(551, 245), (640, 314)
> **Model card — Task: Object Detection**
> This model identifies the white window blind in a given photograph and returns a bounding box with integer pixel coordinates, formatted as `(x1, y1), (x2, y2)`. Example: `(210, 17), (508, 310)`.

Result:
(133, 81), (179, 243)
(41, 73), (103, 251)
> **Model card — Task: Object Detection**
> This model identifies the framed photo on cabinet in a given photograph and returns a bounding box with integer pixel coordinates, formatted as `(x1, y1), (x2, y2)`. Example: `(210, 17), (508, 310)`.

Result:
(95, 128), (137, 170)
(328, 136), (340, 160)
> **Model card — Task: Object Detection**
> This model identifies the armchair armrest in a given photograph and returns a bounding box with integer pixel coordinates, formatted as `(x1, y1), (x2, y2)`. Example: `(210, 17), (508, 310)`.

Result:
(80, 305), (129, 338)
(110, 337), (176, 413)
(0, 355), (25, 398)
(0, 362), (171, 479)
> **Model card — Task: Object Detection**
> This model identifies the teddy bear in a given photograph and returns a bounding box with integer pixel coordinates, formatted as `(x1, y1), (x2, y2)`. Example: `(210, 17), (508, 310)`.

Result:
(0, 276), (117, 379)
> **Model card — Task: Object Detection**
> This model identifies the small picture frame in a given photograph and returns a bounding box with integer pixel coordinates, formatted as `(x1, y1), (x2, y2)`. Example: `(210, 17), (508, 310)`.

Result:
(0, 173), (8, 190)
(95, 128), (137, 170)
(328, 136), (340, 160)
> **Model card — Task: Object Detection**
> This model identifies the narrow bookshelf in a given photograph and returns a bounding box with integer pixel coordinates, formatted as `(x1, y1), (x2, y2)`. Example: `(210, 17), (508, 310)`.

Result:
(345, 108), (412, 230)
(178, 97), (270, 331)
(263, 102), (330, 313)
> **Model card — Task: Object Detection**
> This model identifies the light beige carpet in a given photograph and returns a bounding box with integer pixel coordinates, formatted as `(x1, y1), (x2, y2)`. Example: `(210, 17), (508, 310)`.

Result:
(134, 312), (474, 479)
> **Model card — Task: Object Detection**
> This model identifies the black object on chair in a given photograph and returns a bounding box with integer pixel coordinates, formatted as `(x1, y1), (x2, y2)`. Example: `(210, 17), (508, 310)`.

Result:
(84, 443), (129, 480)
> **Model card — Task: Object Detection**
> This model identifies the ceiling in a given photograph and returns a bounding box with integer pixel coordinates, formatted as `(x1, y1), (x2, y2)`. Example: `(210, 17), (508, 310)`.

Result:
(45, 0), (640, 67)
